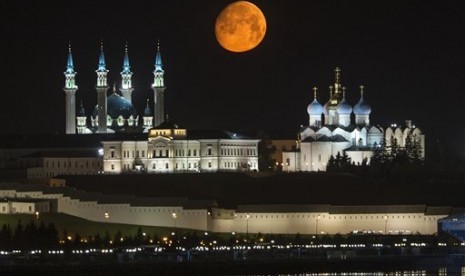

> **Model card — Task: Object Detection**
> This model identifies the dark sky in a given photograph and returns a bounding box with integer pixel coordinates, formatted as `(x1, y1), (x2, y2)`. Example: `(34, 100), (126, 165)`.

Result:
(1, 1), (464, 155)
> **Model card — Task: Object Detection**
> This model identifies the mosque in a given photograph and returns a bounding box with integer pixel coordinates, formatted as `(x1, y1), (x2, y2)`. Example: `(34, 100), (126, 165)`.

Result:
(63, 42), (259, 173)
(282, 68), (425, 172)
(63, 42), (163, 134)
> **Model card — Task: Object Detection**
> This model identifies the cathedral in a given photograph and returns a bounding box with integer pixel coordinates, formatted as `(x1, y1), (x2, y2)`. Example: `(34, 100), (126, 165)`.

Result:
(63, 42), (259, 173)
(282, 68), (425, 172)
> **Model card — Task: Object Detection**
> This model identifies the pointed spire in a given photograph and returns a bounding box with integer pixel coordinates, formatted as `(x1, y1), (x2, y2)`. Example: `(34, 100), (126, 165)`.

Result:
(98, 40), (106, 71)
(144, 99), (152, 116)
(155, 39), (163, 71)
(122, 42), (130, 72)
(66, 42), (75, 73)
(359, 85), (365, 97)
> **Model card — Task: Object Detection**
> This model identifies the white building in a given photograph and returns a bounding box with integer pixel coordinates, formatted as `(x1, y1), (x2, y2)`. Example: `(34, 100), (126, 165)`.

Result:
(0, 197), (50, 214)
(283, 68), (425, 172)
(102, 123), (259, 173)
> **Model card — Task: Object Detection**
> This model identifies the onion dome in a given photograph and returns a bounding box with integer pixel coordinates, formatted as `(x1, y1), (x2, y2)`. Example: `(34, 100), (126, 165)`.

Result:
(353, 85), (372, 115)
(78, 101), (86, 117)
(143, 99), (152, 116)
(336, 87), (352, 114)
(307, 87), (324, 115)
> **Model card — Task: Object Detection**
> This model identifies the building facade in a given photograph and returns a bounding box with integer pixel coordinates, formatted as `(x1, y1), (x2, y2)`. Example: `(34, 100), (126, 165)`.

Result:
(102, 124), (260, 173)
(283, 68), (425, 172)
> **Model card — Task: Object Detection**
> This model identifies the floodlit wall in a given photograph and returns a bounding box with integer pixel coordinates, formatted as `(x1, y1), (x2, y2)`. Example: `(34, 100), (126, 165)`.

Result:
(0, 188), (444, 235)
(210, 212), (444, 235)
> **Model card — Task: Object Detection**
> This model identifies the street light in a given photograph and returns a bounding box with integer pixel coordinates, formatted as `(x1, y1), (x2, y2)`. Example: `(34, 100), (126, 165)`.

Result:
(35, 211), (39, 221)
(104, 212), (109, 222)
(316, 215), (321, 235)
(172, 212), (177, 229)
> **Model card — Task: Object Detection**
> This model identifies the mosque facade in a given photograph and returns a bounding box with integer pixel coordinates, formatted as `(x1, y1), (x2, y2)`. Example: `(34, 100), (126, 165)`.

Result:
(63, 43), (259, 173)
(283, 68), (425, 172)
(63, 42), (166, 134)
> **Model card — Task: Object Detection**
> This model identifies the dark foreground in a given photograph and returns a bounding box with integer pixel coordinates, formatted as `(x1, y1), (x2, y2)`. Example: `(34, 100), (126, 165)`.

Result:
(1, 249), (465, 275)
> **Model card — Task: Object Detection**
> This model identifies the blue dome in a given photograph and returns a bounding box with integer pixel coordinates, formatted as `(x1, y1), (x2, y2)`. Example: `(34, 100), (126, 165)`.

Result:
(307, 99), (324, 115)
(336, 98), (352, 114)
(353, 96), (371, 115)
(92, 94), (138, 119)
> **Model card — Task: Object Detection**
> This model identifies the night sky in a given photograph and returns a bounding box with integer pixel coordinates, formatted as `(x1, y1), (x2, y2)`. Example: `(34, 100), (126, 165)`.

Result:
(1, 1), (464, 155)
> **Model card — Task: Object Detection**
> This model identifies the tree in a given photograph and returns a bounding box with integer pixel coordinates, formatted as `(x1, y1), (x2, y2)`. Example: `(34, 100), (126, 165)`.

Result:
(257, 131), (277, 171)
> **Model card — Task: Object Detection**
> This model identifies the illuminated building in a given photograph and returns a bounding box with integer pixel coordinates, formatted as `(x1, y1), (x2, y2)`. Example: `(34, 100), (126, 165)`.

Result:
(283, 68), (425, 172)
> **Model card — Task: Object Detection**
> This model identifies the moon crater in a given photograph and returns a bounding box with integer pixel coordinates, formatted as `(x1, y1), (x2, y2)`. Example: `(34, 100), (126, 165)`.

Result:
(215, 1), (267, 53)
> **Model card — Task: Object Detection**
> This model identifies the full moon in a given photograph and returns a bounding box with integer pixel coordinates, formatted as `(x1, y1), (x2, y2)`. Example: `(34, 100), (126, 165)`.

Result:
(215, 1), (267, 53)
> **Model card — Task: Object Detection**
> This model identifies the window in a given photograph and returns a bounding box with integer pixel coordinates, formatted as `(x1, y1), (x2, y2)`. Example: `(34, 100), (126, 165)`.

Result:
(165, 163), (168, 169)
(318, 154), (321, 162)
(142, 151), (145, 157)
(208, 148), (212, 155)
(111, 151), (115, 158)
(153, 163), (156, 169)
(111, 164), (114, 170)
(166, 150), (169, 157)
(208, 161), (212, 168)
(188, 149), (191, 156)
(194, 149), (197, 156)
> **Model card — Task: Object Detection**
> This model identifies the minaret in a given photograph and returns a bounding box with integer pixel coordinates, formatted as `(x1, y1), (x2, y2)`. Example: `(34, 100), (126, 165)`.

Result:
(152, 41), (166, 127)
(120, 42), (134, 103)
(63, 43), (78, 134)
(96, 41), (109, 133)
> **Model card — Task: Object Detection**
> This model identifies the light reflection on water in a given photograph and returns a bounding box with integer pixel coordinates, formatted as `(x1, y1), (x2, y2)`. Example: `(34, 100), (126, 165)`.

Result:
(245, 267), (465, 276)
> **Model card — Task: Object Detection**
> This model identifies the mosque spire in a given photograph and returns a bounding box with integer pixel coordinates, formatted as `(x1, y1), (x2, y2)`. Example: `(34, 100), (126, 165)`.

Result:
(152, 39), (166, 127)
(97, 41), (107, 72)
(63, 42), (78, 134)
(120, 42), (134, 103)
(95, 40), (109, 133)
(66, 42), (75, 74)
(122, 42), (130, 73)
(155, 40), (163, 72)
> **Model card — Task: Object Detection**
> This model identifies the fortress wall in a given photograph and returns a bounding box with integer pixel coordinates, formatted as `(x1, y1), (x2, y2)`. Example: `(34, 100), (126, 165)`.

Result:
(0, 188), (444, 235)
